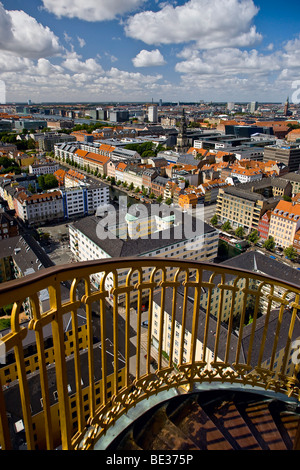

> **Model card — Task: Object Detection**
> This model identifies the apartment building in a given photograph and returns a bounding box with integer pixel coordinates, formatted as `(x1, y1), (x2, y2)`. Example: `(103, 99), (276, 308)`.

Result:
(0, 209), (19, 240)
(61, 185), (109, 218)
(64, 169), (87, 188)
(281, 172), (300, 195)
(240, 177), (292, 199)
(268, 200), (300, 249)
(122, 165), (144, 188)
(151, 176), (170, 198)
(264, 144), (300, 172)
(15, 190), (64, 225)
(216, 186), (279, 232)
(257, 210), (271, 240)
(293, 230), (300, 255)
(231, 167), (263, 184)
(72, 149), (110, 176)
(29, 161), (59, 176)
(178, 193), (198, 209)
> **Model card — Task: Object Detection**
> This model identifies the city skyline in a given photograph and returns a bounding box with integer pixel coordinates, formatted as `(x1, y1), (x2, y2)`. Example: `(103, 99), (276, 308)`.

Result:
(0, 0), (300, 104)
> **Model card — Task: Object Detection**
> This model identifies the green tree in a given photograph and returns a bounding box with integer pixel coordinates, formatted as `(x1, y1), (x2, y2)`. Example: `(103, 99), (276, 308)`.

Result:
(157, 195), (163, 203)
(284, 246), (297, 261)
(210, 214), (218, 226)
(263, 236), (275, 252)
(248, 230), (260, 244)
(129, 182), (134, 191)
(221, 221), (232, 232)
(235, 226), (245, 238)
(37, 174), (58, 190)
(149, 192), (155, 199)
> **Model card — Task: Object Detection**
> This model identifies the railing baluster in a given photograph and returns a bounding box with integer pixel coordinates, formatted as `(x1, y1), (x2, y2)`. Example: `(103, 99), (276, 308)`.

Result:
(268, 294), (289, 372)
(29, 294), (54, 450)
(202, 272), (215, 364)
(224, 277), (240, 364)
(112, 271), (119, 397)
(189, 269), (202, 369)
(178, 270), (189, 366)
(125, 270), (133, 387)
(235, 278), (249, 366)
(48, 284), (72, 450)
(69, 279), (85, 435)
(99, 275), (108, 408)
(257, 285), (275, 369)
(11, 302), (35, 450)
(134, 269), (143, 381)
(168, 278), (178, 369)
(280, 293), (300, 378)
(157, 270), (166, 372)
(146, 269), (156, 375)
(246, 284), (264, 368)
(214, 274), (225, 362)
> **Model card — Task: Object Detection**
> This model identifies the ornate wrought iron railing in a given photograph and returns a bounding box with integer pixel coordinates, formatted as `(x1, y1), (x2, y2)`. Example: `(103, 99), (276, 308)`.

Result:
(0, 258), (299, 450)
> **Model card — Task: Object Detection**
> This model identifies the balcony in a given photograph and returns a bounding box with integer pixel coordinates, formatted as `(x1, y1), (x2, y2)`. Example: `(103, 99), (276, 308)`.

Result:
(0, 257), (300, 451)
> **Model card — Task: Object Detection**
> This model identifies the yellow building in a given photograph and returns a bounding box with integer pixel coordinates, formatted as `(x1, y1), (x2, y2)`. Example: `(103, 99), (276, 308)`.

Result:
(268, 200), (300, 249)
(216, 186), (277, 233)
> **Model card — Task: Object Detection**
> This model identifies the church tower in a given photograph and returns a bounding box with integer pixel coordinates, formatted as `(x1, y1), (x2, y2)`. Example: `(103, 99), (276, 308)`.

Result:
(175, 108), (189, 153)
(284, 96), (290, 116)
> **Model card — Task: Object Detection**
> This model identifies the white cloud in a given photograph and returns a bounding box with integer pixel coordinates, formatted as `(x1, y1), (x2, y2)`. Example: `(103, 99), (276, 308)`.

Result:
(0, 51), (33, 72)
(77, 37), (86, 48)
(132, 49), (166, 67)
(42, 0), (146, 22)
(125, 0), (262, 49)
(0, 2), (63, 59)
(62, 52), (104, 73)
(175, 48), (281, 76)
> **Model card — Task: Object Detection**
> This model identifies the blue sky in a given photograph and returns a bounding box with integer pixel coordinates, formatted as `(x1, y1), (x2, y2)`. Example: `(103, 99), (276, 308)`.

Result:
(0, 0), (299, 103)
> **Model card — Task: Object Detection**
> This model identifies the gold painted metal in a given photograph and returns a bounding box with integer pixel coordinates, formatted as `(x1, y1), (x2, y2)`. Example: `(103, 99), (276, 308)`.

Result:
(0, 258), (299, 450)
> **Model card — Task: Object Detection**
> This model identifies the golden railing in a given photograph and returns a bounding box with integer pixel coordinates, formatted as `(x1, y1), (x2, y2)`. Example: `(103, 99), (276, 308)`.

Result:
(0, 257), (300, 450)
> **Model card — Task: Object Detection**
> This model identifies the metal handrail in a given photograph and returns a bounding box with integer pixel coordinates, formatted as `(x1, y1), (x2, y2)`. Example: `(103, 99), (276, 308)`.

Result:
(0, 258), (299, 450)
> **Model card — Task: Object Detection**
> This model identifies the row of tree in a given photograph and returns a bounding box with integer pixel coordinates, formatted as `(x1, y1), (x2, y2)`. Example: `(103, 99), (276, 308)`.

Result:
(211, 215), (298, 261)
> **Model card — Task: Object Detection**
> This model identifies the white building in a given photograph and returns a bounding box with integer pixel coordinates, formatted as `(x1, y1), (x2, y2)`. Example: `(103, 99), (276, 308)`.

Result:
(29, 161), (59, 176)
(62, 185), (110, 218)
(231, 167), (263, 184)
(148, 105), (158, 123)
(15, 190), (64, 225)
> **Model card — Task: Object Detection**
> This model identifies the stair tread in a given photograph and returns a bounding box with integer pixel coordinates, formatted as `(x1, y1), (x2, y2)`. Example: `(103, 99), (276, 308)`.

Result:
(280, 412), (300, 446)
(139, 408), (200, 451)
(211, 401), (262, 450)
(171, 400), (233, 450)
(243, 401), (287, 450)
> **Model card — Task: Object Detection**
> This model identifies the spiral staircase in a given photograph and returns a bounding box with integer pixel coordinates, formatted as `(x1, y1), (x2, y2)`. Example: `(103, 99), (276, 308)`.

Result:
(107, 389), (300, 451)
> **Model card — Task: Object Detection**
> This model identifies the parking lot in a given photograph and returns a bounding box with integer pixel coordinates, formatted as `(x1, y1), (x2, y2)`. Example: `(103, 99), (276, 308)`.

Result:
(38, 222), (74, 266)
